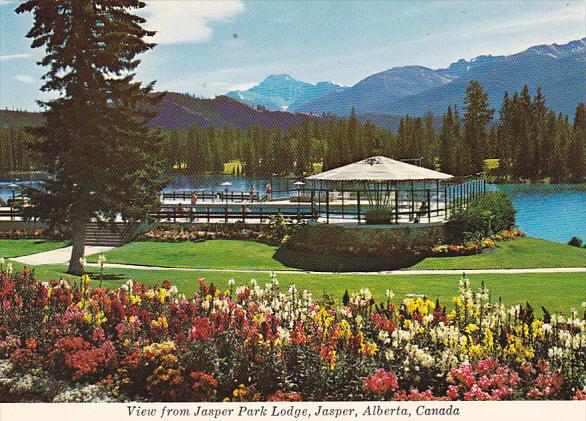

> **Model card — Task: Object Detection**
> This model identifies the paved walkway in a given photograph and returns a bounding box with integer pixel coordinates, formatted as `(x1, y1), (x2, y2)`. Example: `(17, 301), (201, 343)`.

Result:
(12, 246), (115, 265)
(82, 262), (586, 276)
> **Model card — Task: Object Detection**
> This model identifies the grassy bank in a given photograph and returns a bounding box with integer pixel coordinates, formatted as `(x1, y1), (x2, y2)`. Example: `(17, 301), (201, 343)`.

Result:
(0, 239), (68, 258)
(85, 237), (586, 271)
(7, 260), (584, 313)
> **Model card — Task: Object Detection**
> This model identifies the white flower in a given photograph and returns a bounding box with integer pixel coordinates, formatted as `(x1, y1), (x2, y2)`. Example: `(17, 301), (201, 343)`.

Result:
(6, 263), (12, 274)
(0, 257), (4, 265)
(378, 330), (390, 344)
(97, 254), (106, 264)
(542, 323), (552, 333)
(79, 257), (87, 267)
(386, 289), (395, 300)
(228, 278), (236, 287)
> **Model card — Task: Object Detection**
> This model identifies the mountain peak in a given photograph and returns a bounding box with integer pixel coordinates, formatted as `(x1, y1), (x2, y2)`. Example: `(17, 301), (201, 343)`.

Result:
(226, 74), (346, 111)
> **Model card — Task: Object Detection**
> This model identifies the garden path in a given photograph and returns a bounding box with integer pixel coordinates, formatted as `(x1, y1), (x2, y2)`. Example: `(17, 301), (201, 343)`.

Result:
(82, 262), (586, 276)
(12, 246), (115, 265)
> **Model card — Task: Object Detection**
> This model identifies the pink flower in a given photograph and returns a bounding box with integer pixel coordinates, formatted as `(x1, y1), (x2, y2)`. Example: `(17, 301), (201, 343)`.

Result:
(363, 369), (399, 396)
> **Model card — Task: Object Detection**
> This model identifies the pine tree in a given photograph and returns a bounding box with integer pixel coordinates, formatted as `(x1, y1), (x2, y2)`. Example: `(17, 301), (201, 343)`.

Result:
(17, 0), (165, 275)
(439, 106), (455, 173)
(463, 81), (494, 173)
(569, 103), (586, 181)
(295, 120), (313, 176)
(347, 107), (362, 162)
(530, 88), (548, 179)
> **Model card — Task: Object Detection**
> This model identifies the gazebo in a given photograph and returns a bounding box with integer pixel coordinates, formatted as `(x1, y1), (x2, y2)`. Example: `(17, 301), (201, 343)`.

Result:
(305, 156), (486, 224)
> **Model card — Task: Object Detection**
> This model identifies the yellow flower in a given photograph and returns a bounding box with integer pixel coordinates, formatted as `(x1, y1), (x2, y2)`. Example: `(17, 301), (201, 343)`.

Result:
(82, 274), (91, 288)
(150, 316), (169, 329)
(465, 323), (478, 334)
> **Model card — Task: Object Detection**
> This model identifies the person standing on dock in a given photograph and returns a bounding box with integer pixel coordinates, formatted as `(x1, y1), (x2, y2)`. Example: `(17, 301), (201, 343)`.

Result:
(265, 182), (272, 200)
(191, 192), (198, 206)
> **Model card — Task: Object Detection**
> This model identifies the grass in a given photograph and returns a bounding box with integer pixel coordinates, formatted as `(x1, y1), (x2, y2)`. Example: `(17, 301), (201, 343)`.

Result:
(86, 240), (293, 271)
(411, 238), (586, 270)
(8, 260), (584, 313)
(0, 239), (68, 258)
(86, 238), (586, 271)
(4, 237), (584, 313)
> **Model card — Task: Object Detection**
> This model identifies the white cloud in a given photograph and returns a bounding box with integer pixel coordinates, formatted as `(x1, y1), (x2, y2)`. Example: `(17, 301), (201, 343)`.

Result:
(479, 5), (584, 36)
(14, 74), (35, 84)
(0, 53), (30, 62)
(143, 0), (244, 44)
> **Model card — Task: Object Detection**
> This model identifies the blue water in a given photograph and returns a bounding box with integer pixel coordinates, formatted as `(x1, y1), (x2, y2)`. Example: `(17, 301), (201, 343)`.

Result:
(493, 184), (586, 244)
(2, 176), (584, 244)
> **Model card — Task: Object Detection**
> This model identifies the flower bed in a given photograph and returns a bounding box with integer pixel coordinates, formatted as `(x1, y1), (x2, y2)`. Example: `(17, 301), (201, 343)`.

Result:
(0, 269), (584, 402)
(140, 216), (295, 246)
(0, 227), (66, 240)
(431, 229), (526, 257)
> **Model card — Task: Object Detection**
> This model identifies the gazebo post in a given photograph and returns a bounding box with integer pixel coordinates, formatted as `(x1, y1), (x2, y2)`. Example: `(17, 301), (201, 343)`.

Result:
(357, 190), (361, 224)
(444, 184), (448, 219)
(318, 181), (322, 217)
(394, 189), (399, 224)
(340, 183), (344, 219)
(310, 187), (315, 221)
(436, 180), (440, 217)
(326, 187), (330, 223)
(427, 189), (431, 223)
(410, 181), (415, 221)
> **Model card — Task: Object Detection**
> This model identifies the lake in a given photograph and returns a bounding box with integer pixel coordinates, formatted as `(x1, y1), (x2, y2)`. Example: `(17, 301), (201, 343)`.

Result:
(1, 175), (584, 244)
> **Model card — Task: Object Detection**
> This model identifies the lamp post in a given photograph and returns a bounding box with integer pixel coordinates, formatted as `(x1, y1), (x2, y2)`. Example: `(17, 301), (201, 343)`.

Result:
(294, 181), (305, 217)
(221, 181), (232, 223)
(221, 181), (232, 205)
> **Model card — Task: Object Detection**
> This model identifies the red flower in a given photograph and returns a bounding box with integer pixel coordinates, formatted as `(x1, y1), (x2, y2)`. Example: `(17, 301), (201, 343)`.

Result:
(363, 369), (399, 396)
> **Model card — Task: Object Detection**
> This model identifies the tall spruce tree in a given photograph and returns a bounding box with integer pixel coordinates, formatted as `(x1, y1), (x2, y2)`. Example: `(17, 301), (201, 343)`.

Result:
(569, 103), (586, 181)
(439, 106), (455, 173)
(295, 120), (313, 176)
(17, 0), (165, 275)
(463, 80), (494, 173)
(529, 88), (548, 179)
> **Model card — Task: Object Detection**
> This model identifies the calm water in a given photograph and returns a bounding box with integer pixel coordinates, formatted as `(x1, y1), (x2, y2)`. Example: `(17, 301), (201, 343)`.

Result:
(1, 176), (584, 244)
(492, 184), (586, 244)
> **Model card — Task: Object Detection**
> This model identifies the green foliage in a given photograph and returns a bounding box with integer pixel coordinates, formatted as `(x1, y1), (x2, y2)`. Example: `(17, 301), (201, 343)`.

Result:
(364, 209), (394, 225)
(567, 236), (583, 248)
(447, 192), (516, 242)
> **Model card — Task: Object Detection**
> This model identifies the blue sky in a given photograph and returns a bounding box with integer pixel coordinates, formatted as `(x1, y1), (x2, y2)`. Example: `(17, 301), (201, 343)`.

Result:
(1, 0), (584, 110)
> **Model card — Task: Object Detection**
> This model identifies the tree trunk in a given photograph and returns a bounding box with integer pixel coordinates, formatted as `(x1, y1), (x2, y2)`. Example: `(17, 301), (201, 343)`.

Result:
(67, 217), (88, 275)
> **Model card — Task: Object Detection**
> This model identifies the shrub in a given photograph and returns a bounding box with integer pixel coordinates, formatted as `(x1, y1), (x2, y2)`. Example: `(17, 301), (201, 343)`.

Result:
(365, 209), (394, 225)
(446, 192), (516, 243)
(568, 236), (583, 248)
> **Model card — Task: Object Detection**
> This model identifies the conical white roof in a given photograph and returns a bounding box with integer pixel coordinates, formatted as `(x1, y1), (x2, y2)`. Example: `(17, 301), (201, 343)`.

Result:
(306, 156), (453, 182)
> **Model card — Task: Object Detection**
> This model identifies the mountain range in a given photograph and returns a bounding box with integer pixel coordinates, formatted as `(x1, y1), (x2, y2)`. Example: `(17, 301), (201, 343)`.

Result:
(226, 74), (345, 111)
(231, 38), (586, 118)
(1, 39), (584, 132)
(0, 93), (319, 130)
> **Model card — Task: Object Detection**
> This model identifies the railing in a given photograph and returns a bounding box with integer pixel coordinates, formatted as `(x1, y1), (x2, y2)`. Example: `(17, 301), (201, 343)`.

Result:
(150, 205), (313, 224)
(161, 190), (260, 202)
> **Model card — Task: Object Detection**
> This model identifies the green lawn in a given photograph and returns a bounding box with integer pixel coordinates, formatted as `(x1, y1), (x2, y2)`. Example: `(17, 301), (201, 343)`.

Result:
(86, 238), (586, 271)
(5, 237), (584, 313)
(9, 261), (583, 314)
(411, 238), (586, 269)
(87, 240), (293, 270)
(0, 239), (68, 258)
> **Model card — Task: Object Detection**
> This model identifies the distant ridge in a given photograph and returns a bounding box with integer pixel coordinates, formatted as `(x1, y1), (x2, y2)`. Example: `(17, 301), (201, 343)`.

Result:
(0, 93), (320, 130)
(292, 38), (586, 117)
